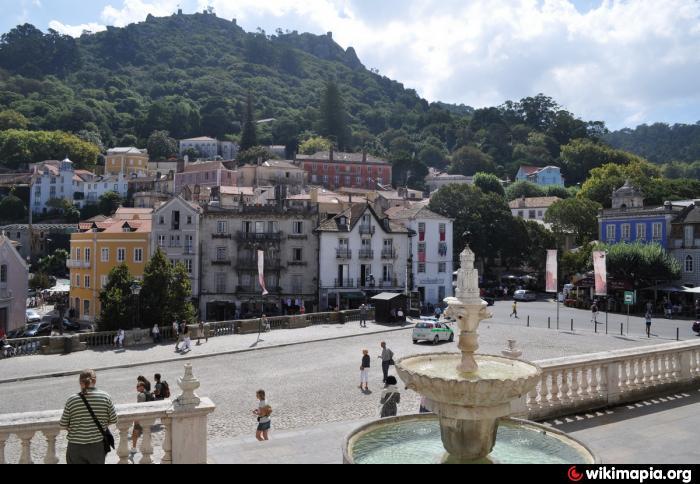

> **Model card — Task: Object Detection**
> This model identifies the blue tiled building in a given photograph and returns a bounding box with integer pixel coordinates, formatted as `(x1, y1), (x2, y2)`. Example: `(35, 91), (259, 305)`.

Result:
(515, 165), (565, 187)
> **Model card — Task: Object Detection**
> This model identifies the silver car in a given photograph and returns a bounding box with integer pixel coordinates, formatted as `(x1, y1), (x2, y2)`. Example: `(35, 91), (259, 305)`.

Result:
(513, 290), (537, 302)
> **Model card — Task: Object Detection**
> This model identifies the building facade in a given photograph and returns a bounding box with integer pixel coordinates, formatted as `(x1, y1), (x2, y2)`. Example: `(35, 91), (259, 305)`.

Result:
(316, 204), (410, 311)
(30, 159), (80, 214)
(0, 224), (78, 264)
(670, 202), (700, 287)
(0, 236), (28, 333)
(296, 151), (392, 191)
(515, 166), (565, 187)
(199, 202), (320, 321)
(425, 169), (474, 193)
(386, 206), (453, 305)
(238, 161), (307, 188)
(151, 196), (203, 297)
(509, 197), (562, 222)
(179, 137), (239, 161)
(104, 148), (150, 177)
(68, 209), (152, 322)
(174, 161), (238, 193)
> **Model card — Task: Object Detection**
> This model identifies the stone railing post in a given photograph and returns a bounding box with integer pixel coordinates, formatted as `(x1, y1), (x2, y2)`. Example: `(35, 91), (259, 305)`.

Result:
(679, 351), (693, 382)
(606, 361), (621, 405)
(169, 364), (216, 464)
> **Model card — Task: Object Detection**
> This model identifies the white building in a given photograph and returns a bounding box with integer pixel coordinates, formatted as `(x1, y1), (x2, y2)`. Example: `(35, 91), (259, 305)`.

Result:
(386, 205), (454, 305)
(151, 196), (203, 297)
(509, 197), (562, 222)
(425, 169), (474, 193)
(79, 172), (130, 206)
(0, 235), (28, 334)
(316, 203), (411, 310)
(179, 137), (239, 161)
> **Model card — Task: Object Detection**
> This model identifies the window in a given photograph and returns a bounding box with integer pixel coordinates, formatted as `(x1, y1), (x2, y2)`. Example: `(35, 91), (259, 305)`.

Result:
(418, 263), (426, 273)
(439, 223), (446, 242)
(187, 215), (193, 225)
(101, 275), (108, 289)
(653, 223), (663, 240)
(439, 286), (446, 301)
(418, 243), (426, 254)
(438, 262), (447, 273)
(686, 256), (694, 273)
(84, 275), (90, 288)
(117, 248), (126, 263)
(418, 223), (426, 234)
(606, 225), (616, 241)
(134, 248), (143, 263)
(84, 248), (91, 263)
(293, 248), (303, 262)
(216, 247), (227, 261)
(518, 211), (524, 218)
(529, 210), (536, 219)
(383, 265), (393, 282)
(172, 211), (180, 230)
(621, 224), (631, 241)
(170, 235), (181, 247)
(216, 273), (226, 293)
(217, 221), (228, 234)
(83, 300), (90, 317)
(101, 248), (110, 262)
(159, 216), (165, 225)
(538, 211), (544, 218)
(291, 275), (303, 294)
(185, 259), (193, 274)
(75, 274), (80, 287)
(76, 248), (81, 260)
(0, 265), (6, 283)
(158, 235), (166, 248)
(293, 221), (304, 235)
(637, 224), (647, 241)
(334, 176), (340, 186)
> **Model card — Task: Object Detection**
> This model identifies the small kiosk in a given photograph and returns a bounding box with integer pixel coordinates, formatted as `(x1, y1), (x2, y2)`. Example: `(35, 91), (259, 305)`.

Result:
(371, 293), (408, 324)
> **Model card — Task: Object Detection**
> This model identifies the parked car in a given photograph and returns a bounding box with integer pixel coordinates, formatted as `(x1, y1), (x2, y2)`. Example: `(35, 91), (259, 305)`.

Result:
(23, 322), (52, 337)
(6, 328), (25, 339)
(41, 316), (81, 333)
(513, 290), (537, 302)
(413, 321), (455, 345)
(26, 309), (41, 323)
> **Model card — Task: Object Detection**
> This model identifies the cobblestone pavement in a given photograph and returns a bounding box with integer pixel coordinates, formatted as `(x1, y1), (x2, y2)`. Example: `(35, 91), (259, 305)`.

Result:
(0, 321), (662, 463)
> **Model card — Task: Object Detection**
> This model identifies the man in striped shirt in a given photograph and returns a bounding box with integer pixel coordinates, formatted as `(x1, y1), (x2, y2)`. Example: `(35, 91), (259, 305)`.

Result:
(60, 369), (118, 464)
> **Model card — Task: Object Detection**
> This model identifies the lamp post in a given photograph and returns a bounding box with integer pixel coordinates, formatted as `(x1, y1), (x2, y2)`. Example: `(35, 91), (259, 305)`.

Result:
(130, 280), (142, 330)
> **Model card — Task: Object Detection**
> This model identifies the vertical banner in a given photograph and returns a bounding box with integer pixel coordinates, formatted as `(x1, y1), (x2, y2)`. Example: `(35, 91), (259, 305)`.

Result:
(258, 250), (269, 296)
(593, 251), (607, 296)
(546, 250), (558, 293)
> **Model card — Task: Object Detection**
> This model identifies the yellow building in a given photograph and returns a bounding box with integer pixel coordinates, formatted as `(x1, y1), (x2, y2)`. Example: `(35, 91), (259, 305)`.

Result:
(105, 147), (150, 177)
(68, 208), (153, 322)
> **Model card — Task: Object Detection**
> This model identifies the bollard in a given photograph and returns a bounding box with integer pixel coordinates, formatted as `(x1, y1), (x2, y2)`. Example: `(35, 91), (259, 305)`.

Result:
(620, 323), (624, 336)
(527, 315), (530, 327)
(606, 320), (608, 335)
(595, 320), (597, 333)
(677, 328), (680, 341)
(571, 318), (574, 332)
(548, 317), (551, 329)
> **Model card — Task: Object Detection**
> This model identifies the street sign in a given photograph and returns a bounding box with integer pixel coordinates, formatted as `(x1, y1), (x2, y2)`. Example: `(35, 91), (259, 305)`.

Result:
(624, 291), (635, 305)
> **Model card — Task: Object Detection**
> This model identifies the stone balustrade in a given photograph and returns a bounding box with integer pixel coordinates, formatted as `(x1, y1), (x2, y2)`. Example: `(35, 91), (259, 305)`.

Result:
(521, 340), (700, 421)
(0, 365), (215, 465)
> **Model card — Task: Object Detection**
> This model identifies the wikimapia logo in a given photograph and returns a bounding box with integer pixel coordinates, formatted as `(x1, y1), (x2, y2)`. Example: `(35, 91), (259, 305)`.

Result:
(569, 466), (584, 482)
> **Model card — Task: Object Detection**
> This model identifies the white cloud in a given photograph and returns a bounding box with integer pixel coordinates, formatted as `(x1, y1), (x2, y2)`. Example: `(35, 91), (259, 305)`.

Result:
(48, 20), (106, 37)
(101, 0), (180, 27)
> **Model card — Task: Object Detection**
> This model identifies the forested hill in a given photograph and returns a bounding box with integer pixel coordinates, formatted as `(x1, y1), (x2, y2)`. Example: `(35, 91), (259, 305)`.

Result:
(605, 123), (700, 165)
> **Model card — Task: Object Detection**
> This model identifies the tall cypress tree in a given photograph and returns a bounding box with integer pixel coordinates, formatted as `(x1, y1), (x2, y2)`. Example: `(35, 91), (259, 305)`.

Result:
(140, 248), (173, 327)
(240, 93), (258, 151)
(98, 264), (134, 331)
(319, 81), (349, 150)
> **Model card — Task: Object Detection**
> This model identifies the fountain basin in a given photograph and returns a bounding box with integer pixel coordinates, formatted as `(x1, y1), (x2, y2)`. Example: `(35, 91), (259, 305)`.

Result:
(344, 415), (599, 464)
(397, 353), (541, 411)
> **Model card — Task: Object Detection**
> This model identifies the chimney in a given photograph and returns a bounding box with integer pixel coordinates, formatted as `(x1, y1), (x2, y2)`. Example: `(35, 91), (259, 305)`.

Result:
(177, 8), (183, 15)
(329, 148), (334, 164)
(362, 150), (367, 163)
(310, 188), (319, 204)
(664, 201), (672, 212)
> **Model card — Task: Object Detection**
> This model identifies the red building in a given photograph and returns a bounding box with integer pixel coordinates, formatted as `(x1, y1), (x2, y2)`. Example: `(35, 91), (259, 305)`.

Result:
(296, 150), (392, 191)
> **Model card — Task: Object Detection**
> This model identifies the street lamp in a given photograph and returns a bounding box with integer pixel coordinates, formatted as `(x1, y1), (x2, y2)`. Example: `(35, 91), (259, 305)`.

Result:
(130, 280), (142, 329)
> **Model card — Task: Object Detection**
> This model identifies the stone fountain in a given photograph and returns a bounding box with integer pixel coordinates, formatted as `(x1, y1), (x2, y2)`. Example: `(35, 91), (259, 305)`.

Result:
(344, 247), (598, 464)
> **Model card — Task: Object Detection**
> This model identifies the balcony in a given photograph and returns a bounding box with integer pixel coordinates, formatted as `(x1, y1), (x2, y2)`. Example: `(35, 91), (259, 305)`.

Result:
(359, 225), (375, 236)
(331, 278), (355, 289)
(236, 286), (282, 294)
(358, 249), (374, 260)
(183, 247), (195, 255)
(211, 259), (232, 266)
(336, 248), (352, 259)
(212, 233), (232, 239)
(236, 258), (282, 271)
(379, 279), (403, 289)
(288, 260), (308, 267)
(381, 249), (397, 260)
(67, 260), (90, 269)
(236, 232), (283, 243)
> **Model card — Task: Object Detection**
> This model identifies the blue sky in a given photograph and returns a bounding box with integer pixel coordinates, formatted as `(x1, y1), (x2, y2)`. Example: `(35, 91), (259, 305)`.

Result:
(2, 0), (700, 130)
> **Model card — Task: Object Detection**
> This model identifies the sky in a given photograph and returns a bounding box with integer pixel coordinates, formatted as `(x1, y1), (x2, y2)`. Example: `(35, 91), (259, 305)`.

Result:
(2, 0), (700, 130)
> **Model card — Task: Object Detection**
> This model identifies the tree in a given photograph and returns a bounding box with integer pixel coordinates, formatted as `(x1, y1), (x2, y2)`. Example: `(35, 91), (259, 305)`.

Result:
(237, 146), (270, 165)
(37, 249), (69, 277)
(119, 134), (138, 146)
(29, 272), (52, 291)
(0, 110), (29, 130)
(240, 93), (258, 152)
(170, 262), (196, 324)
(0, 192), (27, 222)
(418, 145), (448, 168)
(448, 146), (496, 176)
(544, 198), (602, 246)
(561, 139), (645, 186)
(98, 191), (122, 216)
(0, 130), (100, 170)
(147, 130), (177, 161)
(521, 220), (557, 270)
(318, 81), (350, 150)
(505, 181), (546, 201)
(299, 137), (331, 155)
(429, 184), (515, 263)
(140, 249), (173, 328)
(578, 160), (661, 207)
(98, 264), (134, 331)
(600, 242), (681, 289)
(473, 172), (505, 196)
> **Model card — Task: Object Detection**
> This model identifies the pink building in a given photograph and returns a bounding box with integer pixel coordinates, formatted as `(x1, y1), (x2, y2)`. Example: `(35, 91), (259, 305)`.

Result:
(0, 235), (29, 333)
(174, 161), (238, 193)
(296, 150), (392, 191)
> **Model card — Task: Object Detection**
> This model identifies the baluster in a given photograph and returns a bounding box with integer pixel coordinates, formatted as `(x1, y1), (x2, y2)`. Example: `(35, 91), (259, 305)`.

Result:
(549, 370), (561, 404)
(0, 432), (7, 465)
(526, 388), (538, 409)
(116, 422), (131, 464)
(569, 367), (580, 402)
(42, 429), (60, 464)
(630, 358), (639, 388)
(650, 355), (660, 384)
(589, 366), (599, 396)
(138, 418), (156, 464)
(624, 359), (633, 391)
(559, 368), (571, 405)
(642, 357), (651, 386)
(161, 417), (172, 465)
(17, 431), (35, 464)
(539, 373), (549, 408)
(579, 367), (591, 399)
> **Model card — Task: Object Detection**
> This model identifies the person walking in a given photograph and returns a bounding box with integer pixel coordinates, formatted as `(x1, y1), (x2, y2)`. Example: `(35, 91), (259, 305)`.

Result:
(197, 321), (208, 345)
(646, 312), (653, 338)
(510, 301), (519, 319)
(151, 324), (160, 344)
(360, 349), (370, 392)
(378, 342), (395, 385)
(60, 369), (118, 465)
(261, 314), (271, 333)
(153, 373), (170, 401)
(359, 304), (368, 328)
(253, 390), (272, 441)
(379, 376), (401, 418)
(181, 324), (191, 353)
(172, 320), (179, 342)
(114, 329), (125, 348)
(694, 298), (700, 320)
(591, 301), (599, 324)
(175, 321), (184, 351)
